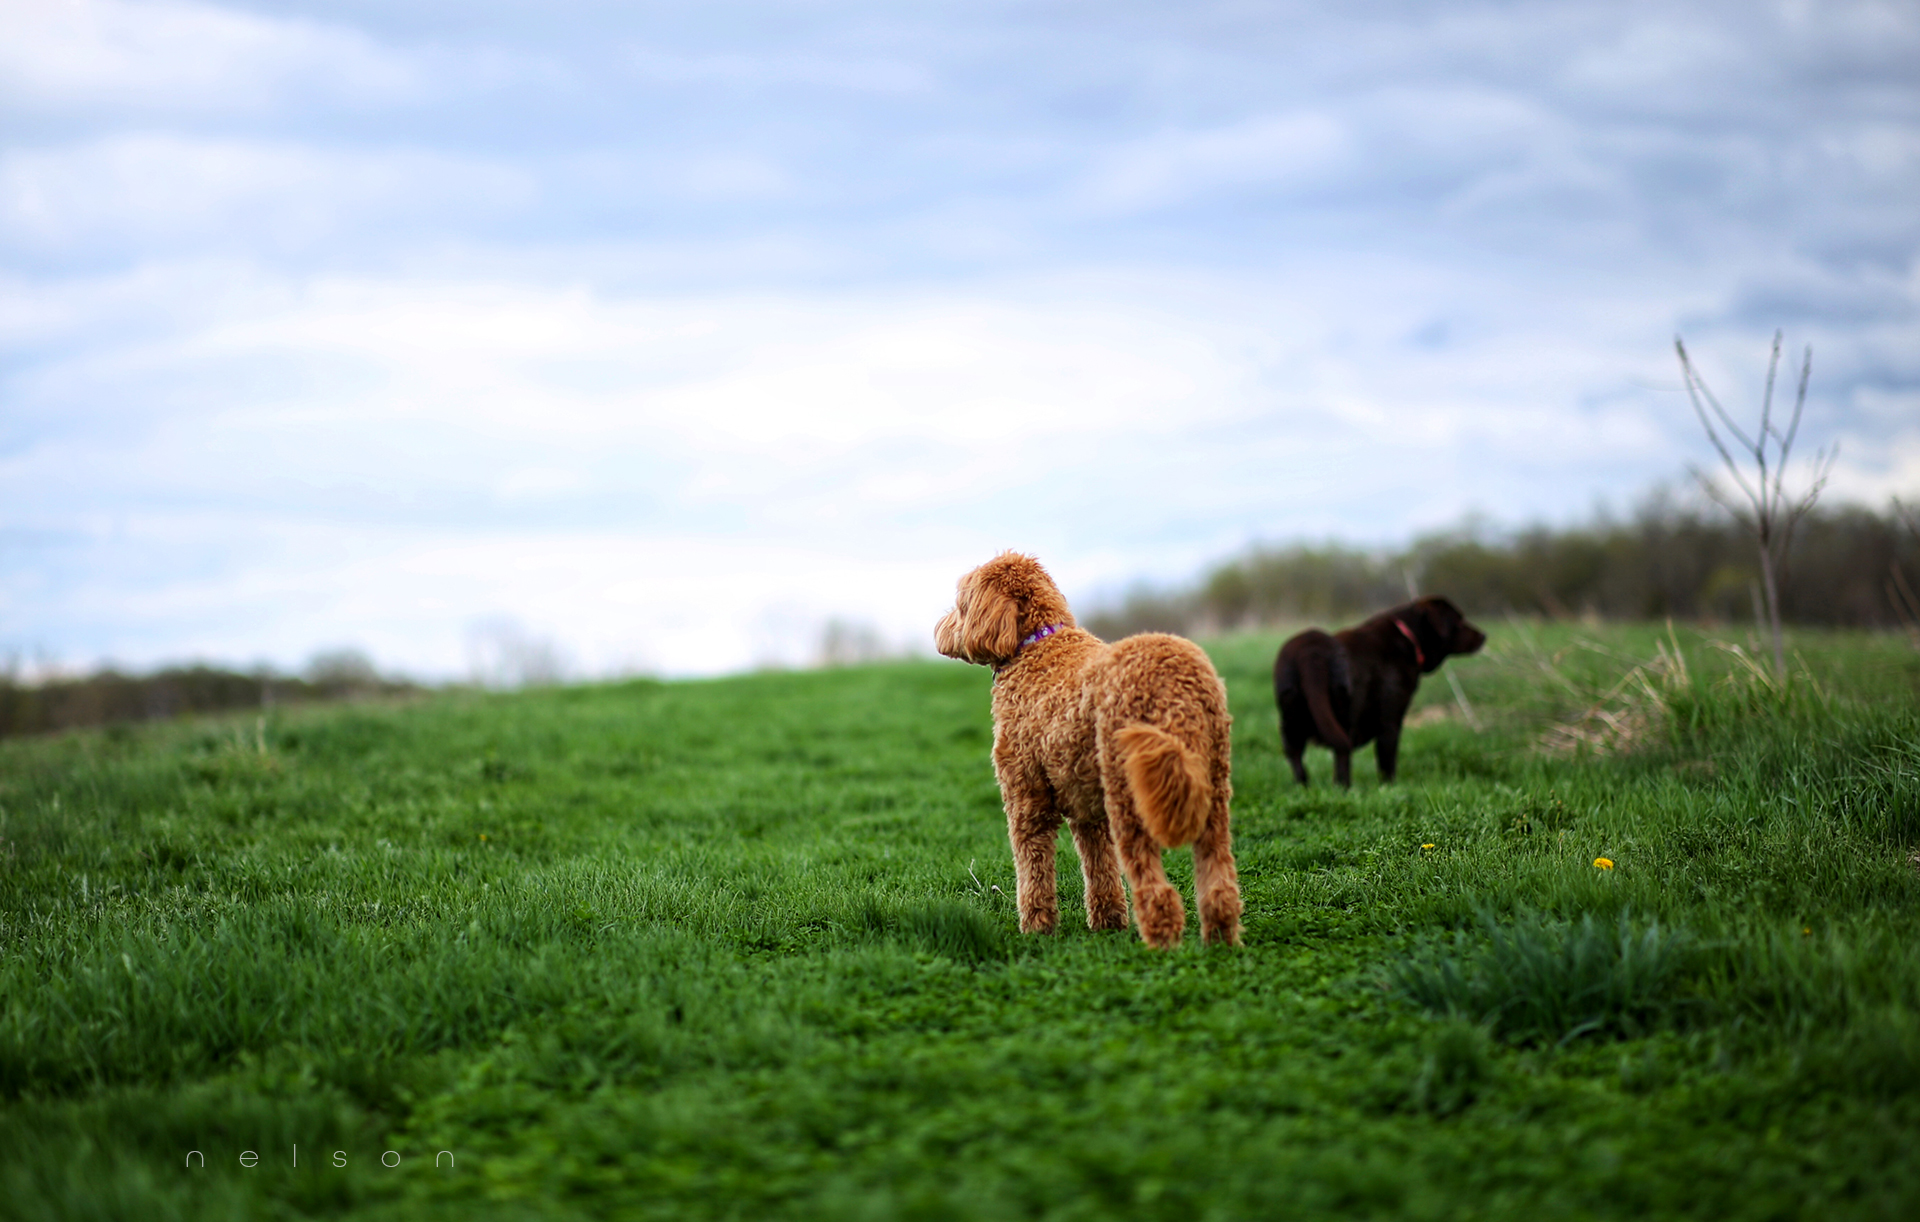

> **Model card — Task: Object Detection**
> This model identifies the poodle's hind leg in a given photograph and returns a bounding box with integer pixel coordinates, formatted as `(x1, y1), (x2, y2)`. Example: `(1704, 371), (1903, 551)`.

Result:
(1101, 787), (1185, 949)
(1193, 799), (1242, 946)
(1069, 813), (1128, 931)
(1004, 790), (1065, 935)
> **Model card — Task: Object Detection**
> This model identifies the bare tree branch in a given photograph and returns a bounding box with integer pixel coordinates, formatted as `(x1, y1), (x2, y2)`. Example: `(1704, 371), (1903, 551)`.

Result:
(1759, 331), (1779, 446)
(1676, 339), (1765, 516)
(1688, 467), (1759, 534)
(1756, 332), (1780, 511)
(1674, 332), (1824, 678)
(1771, 343), (1812, 519)
(1775, 343), (1811, 453)
(1785, 447), (1837, 536)
(1676, 338), (1761, 456)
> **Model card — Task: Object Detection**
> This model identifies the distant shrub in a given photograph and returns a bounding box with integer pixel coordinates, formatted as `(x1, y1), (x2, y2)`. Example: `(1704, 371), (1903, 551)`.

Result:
(1085, 494), (1920, 638)
(0, 663), (413, 739)
(1538, 631), (1695, 756)
(1537, 627), (1842, 757)
(1388, 908), (1693, 1045)
(304, 648), (382, 690)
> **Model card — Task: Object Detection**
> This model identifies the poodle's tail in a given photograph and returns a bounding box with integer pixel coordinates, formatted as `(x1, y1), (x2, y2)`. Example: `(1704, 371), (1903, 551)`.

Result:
(1114, 723), (1213, 849)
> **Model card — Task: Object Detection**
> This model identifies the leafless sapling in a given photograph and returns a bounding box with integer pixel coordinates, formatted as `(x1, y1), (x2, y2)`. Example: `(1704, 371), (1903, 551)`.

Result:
(1673, 331), (1835, 678)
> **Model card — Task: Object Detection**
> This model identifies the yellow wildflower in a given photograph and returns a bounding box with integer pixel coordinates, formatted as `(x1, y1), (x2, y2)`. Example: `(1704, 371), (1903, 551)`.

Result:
(1593, 857), (1614, 870)
(1421, 843), (1435, 850)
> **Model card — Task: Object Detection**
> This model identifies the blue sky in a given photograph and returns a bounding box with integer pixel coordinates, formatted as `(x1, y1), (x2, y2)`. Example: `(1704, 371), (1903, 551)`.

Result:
(4, 0), (1917, 677)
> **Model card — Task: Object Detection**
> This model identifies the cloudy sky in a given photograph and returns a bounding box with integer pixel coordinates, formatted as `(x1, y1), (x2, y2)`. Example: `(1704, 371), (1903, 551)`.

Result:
(4, 0), (1917, 678)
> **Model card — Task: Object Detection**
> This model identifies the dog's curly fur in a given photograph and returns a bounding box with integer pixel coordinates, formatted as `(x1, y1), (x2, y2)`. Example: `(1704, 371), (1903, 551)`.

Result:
(935, 553), (1241, 948)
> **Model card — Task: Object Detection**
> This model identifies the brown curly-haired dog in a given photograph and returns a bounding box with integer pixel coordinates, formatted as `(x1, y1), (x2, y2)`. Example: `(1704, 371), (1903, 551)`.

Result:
(934, 552), (1242, 949)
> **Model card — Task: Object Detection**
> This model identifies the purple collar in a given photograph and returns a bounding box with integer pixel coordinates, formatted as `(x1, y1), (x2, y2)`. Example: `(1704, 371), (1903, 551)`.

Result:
(993, 622), (1068, 677)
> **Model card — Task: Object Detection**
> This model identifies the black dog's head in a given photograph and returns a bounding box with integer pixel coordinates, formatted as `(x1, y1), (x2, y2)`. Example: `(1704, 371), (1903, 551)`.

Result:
(1405, 597), (1486, 673)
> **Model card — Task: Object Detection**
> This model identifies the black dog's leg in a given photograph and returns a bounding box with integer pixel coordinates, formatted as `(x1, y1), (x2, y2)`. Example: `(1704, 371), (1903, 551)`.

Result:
(1283, 725), (1311, 787)
(1333, 748), (1352, 788)
(1375, 727), (1401, 783)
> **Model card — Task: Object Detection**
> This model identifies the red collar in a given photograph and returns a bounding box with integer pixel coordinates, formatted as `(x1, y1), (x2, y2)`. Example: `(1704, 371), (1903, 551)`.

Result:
(1394, 618), (1425, 666)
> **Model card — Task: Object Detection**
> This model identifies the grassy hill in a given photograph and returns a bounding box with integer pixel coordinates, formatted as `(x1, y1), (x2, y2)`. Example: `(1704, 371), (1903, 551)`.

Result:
(3, 623), (1918, 1220)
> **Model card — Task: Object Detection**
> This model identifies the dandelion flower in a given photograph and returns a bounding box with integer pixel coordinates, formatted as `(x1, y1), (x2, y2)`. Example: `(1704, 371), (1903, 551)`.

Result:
(479, 833), (489, 841)
(1421, 843), (1435, 850)
(1802, 926), (1812, 936)
(1593, 857), (1614, 870)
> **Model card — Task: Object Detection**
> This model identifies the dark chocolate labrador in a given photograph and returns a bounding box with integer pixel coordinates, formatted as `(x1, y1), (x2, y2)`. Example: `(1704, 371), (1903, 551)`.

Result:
(1273, 598), (1486, 787)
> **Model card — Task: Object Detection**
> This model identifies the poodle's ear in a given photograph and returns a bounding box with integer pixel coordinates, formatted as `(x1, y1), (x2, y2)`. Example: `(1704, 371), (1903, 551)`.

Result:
(933, 608), (964, 660)
(961, 578), (1021, 664)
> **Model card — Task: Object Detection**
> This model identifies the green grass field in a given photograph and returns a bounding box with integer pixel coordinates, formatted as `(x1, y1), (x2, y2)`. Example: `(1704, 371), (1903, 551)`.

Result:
(3, 622), (1918, 1220)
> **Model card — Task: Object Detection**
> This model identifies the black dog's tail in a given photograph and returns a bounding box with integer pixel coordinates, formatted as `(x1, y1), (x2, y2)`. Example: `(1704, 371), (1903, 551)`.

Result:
(1298, 652), (1352, 753)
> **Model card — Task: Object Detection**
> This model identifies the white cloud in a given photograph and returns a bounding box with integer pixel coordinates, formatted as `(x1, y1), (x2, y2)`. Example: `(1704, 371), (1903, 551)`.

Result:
(3, 1), (1917, 675)
(0, 135), (533, 255)
(1, 511), (973, 678)
(8, 259), (1864, 675)
(0, 0), (417, 116)
(1079, 111), (1350, 210)
(626, 44), (933, 95)
(1827, 424), (1920, 505)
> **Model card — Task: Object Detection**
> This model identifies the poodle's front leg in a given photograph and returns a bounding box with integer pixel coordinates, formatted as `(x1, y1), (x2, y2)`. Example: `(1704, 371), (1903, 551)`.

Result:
(1003, 785), (1065, 935)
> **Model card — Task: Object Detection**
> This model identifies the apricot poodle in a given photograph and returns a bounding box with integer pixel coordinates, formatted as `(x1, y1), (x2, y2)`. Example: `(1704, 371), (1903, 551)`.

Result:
(934, 552), (1241, 948)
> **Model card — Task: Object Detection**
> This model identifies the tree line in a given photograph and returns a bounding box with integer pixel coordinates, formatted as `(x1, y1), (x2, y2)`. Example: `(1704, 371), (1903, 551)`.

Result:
(0, 652), (410, 739)
(7, 495), (1915, 738)
(1084, 493), (1920, 640)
